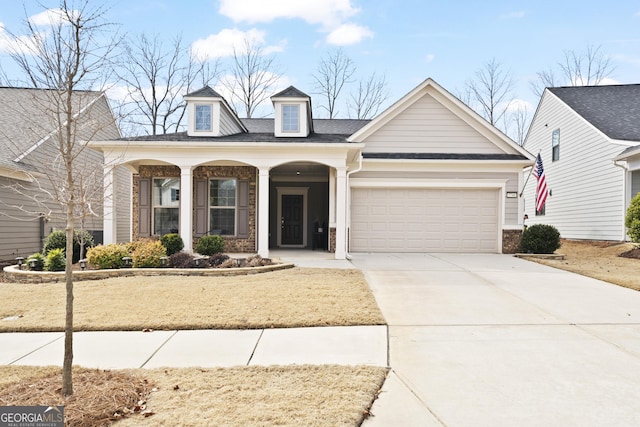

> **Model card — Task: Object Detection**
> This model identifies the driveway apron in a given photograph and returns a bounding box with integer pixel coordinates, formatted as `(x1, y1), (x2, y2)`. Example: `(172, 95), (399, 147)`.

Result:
(353, 253), (640, 427)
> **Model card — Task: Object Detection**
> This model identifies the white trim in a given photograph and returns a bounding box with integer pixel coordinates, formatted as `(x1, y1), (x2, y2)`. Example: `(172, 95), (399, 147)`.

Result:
(276, 186), (308, 248)
(349, 178), (508, 188)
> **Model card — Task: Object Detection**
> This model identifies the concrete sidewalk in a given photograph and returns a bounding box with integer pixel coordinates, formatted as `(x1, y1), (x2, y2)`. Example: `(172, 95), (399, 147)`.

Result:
(0, 325), (387, 369)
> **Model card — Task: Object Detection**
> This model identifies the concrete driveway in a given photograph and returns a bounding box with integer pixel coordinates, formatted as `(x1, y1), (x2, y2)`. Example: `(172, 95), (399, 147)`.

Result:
(352, 253), (640, 427)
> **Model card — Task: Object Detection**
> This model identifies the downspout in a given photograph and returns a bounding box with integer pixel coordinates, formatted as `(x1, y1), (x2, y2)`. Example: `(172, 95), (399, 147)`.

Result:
(345, 154), (363, 260)
(614, 160), (630, 241)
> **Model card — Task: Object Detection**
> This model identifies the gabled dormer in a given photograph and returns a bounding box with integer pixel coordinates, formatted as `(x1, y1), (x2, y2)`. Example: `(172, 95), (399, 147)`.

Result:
(184, 86), (246, 137)
(271, 86), (313, 137)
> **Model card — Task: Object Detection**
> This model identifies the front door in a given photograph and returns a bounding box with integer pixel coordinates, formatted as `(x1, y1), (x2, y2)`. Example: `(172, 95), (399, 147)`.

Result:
(281, 194), (304, 245)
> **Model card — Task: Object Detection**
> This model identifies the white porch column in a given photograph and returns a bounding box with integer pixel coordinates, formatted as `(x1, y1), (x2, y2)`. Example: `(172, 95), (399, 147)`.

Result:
(180, 166), (194, 252)
(335, 167), (347, 259)
(257, 167), (270, 258)
(103, 165), (116, 245)
(328, 169), (336, 225)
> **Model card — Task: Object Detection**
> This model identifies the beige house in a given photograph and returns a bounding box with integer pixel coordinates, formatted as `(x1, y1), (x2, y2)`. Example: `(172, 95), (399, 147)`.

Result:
(0, 88), (129, 262)
(92, 78), (534, 259)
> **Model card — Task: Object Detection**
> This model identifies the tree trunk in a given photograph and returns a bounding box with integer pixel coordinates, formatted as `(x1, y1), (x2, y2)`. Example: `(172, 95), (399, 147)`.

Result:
(62, 212), (74, 396)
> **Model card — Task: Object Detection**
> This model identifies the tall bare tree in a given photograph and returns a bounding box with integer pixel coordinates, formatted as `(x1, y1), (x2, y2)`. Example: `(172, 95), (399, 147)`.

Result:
(530, 45), (615, 97)
(117, 34), (219, 135)
(223, 38), (281, 118)
(8, 0), (119, 396)
(466, 58), (515, 126)
(312, 48), (355, 119)
(507, 104), (530, 146)
(347, 72), (389, 119)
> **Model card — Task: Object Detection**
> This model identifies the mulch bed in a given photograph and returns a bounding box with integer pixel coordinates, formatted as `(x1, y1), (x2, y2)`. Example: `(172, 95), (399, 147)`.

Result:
(0, 369), (154, 427)
(619, 246), (640, 259)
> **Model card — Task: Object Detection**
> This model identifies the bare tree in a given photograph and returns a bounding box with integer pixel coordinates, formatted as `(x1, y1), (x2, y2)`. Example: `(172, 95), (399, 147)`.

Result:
(508, 104), (530, 146)
(313, 48), (356, 119)
(117, 34), (219, 135)
(466, 58), (515, 126)
(8, 0), (119, 397)
(223, 38), (281, 118)
(531, 45), (615, 97)
(347, 72), (389, 119)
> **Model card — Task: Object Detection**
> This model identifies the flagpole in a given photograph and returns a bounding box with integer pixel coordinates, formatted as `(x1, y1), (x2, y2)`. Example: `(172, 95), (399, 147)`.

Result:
(519, 150), (540, 197)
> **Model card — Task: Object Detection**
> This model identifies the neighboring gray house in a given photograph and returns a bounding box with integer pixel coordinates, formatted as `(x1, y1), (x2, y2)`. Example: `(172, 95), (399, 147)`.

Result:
(522, 84), (640, 240)
(92, 78), (534, 258)
(0, 87), (130, 262)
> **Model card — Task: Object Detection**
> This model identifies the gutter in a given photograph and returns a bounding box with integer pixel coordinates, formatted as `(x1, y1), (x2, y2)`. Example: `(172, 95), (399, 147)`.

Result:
(344, 153), (363, 260)
(613, 159), (630, 242)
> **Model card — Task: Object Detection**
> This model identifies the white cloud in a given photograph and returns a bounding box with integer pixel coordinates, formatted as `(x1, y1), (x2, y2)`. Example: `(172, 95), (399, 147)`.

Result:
(219, 0), (372, 46)
(191, 28), (285, 61)
(425, 54), (435, 63)
(0, 22), (42, 55)
(219, 0), (358, 29)
(29, 8), (77, 26)
(326, 23), (373, 46)
(506, 98), (534, 113)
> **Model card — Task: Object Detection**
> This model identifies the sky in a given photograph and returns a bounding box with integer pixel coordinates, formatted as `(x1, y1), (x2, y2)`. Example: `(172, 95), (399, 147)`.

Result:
(0, 0), (639, 133)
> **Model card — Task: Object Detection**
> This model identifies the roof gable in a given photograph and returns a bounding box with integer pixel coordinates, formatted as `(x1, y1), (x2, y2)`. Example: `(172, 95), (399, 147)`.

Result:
(185, 86), (223, 98)
(271, 86), (310, 99)
(348, 78), (533, 160)
(549, 85), (640, 142)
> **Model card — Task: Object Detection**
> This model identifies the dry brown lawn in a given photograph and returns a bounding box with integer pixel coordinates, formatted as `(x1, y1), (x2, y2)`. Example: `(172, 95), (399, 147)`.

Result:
(522, 239), (640, 291)
(0, 267), (385, 332)
(0, 365), (388, 427)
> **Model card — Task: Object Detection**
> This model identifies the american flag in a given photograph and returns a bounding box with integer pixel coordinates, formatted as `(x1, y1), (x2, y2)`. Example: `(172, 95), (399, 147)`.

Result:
(533, 154), (549, 212)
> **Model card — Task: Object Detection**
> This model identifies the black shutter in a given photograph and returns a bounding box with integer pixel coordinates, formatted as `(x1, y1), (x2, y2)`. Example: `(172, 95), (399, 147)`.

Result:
(237, 180), (249, 238)
(138, 178), (151, 237)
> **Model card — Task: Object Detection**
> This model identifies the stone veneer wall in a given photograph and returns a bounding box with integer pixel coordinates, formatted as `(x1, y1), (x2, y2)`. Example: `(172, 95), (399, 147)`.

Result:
(329, 227), (336, 253)
(133, 165), (257, 253)
(502, 229), (523, 254)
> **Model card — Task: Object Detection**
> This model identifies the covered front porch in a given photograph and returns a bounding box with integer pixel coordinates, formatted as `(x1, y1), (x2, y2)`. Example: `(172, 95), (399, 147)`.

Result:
(98, 141), (363, 260)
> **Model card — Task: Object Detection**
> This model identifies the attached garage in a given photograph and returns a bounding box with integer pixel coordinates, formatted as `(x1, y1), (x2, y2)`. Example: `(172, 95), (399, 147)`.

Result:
(350, 187), (500, 253)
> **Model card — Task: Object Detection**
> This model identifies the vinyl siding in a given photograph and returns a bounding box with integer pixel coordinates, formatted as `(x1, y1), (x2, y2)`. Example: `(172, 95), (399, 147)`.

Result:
(220, 108), (244, 136)
(0, 179), (46, 261)
(523, 92), (626, 240)
(362, 93), (503, 154)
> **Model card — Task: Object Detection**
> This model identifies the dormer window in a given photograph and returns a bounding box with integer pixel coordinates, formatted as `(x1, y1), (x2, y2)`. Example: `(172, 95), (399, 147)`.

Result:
(282, 105), (300, 132)
(195, 104), (212, 131)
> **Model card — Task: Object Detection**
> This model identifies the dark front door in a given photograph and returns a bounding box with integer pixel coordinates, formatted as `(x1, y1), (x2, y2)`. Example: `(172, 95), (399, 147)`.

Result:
(282, 194), (303, 245)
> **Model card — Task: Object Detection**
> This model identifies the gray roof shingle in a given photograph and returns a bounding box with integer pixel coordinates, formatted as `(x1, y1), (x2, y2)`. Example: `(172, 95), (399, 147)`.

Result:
(185, 86), (223, 98)
(271, 86), (310, 99)
(121, 118), (371, 143)
(549, 84), (640, 142)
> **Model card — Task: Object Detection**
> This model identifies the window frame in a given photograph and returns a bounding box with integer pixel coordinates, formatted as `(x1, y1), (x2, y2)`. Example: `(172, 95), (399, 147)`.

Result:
(281, 104), (300, 133)
(209, 178), (238, 236)
(552, 128), (560, 162)
(195, 103), (212, 132)
(152, 177), (180, 236)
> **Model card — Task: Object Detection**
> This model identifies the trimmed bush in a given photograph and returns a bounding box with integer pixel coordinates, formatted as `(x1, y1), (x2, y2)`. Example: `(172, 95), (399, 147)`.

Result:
(625, 192), (640, 243)
(195, 234), (224, 256)
(520, 224), (561, 254)
(44, 248), (66, 271)
(86, 244), (130, 269)
(161, 233), (184, 256)
(131, 240), (167, 268)
(43, 229), (94, 263)
(26, 253), (45, 271)
(169, 251), (195, 268)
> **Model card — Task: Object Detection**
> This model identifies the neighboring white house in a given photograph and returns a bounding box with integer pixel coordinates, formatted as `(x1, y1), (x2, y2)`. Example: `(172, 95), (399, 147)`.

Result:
(91, 78), (534, 259)
(522, 84), (640, 241)
(0, 87), (130, 262)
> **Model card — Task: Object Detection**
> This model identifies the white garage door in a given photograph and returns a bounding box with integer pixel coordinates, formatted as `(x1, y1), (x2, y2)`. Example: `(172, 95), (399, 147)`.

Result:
(350, 188), (499, 253)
